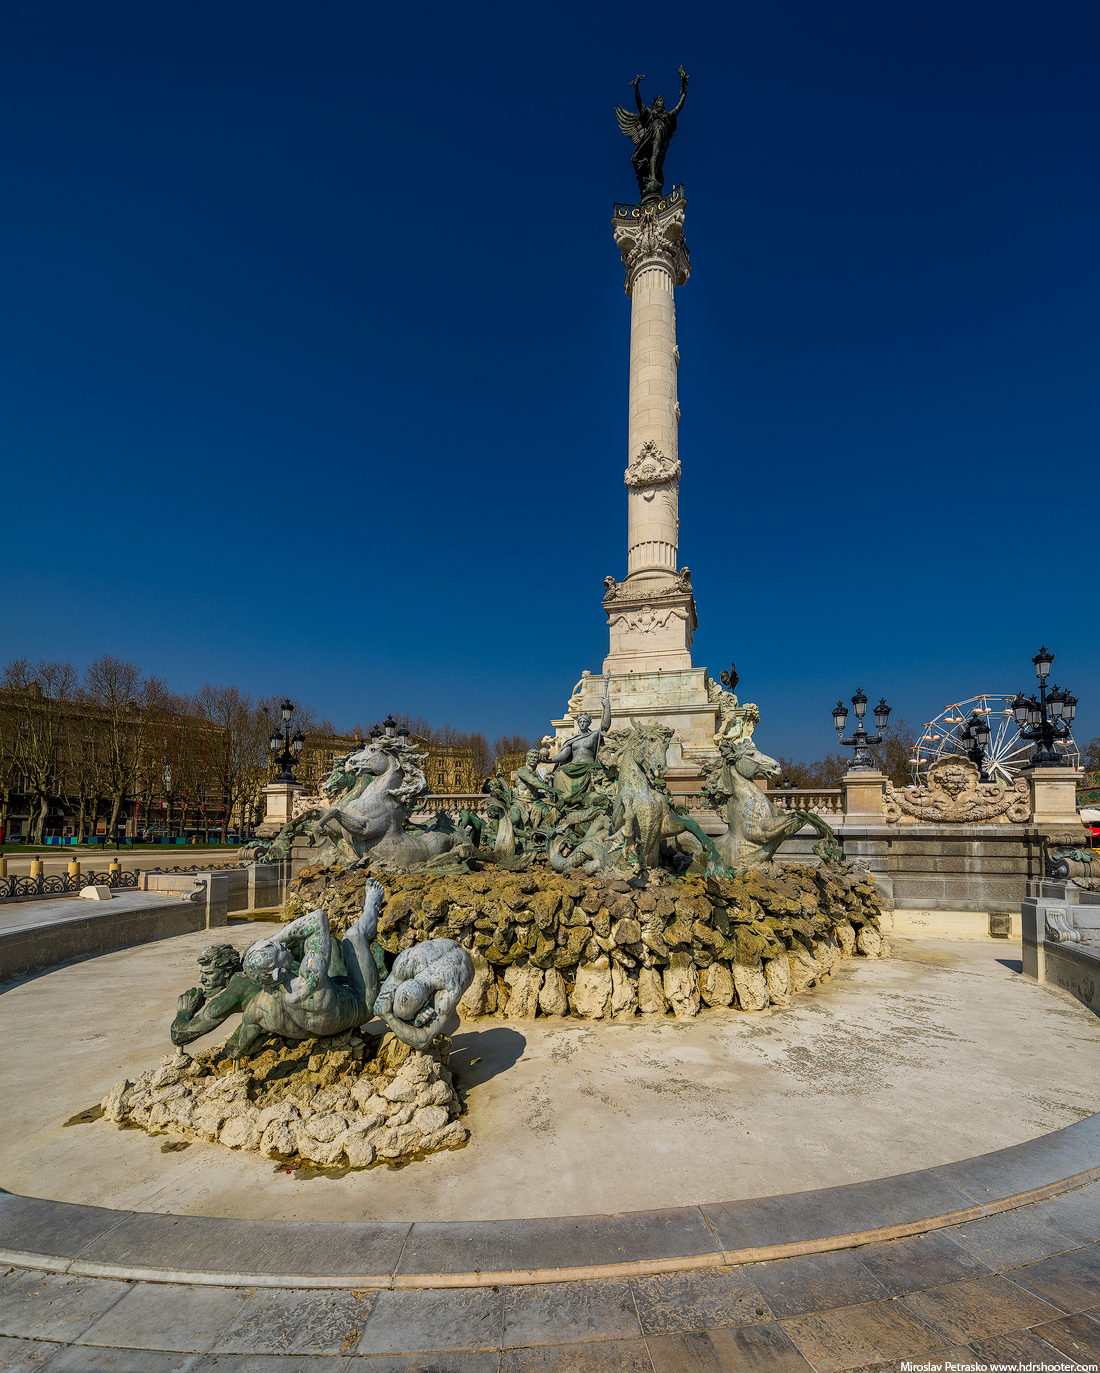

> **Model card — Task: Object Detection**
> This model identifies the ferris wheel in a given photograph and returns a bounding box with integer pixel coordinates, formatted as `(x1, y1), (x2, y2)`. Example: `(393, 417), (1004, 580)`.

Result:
(910, 694), (1080, 786)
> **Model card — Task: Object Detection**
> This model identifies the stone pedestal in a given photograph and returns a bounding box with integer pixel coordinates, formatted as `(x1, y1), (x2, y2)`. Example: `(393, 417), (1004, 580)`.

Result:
(841, 771), (887, 822)
(257, 781), (305, 838)
(1019, 766), (1086, 831)
(552, 668), (718, 757)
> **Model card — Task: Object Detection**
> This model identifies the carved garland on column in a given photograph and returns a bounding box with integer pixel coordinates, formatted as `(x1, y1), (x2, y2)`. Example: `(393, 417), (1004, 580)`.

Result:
(625, 439), (681, 489)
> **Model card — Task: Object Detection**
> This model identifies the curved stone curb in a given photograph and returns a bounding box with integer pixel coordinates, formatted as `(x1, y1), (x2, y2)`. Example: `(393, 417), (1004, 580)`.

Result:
(2, 1113), (1097, 1290)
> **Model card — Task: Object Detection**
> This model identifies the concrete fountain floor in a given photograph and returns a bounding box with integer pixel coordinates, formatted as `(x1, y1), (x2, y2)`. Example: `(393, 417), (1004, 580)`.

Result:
(1, 922), (1099, 1225)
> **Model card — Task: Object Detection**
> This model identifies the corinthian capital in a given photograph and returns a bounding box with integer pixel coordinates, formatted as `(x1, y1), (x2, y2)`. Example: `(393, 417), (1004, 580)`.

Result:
(612, 194), (691, 294)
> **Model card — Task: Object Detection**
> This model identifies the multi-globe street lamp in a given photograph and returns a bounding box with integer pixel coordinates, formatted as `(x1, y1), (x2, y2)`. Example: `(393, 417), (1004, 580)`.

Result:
(370, 716), (411, 748)
(1011, 647), (1078, 768)
(832, 689), (892, 770)
(269, 699), (305, 783)
(957, 712), (992, 782)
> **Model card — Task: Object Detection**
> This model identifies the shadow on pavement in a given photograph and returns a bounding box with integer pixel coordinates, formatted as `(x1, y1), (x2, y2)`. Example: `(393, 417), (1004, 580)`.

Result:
(449, 1025), (527, 1089)
(997, 957), (1024, 974)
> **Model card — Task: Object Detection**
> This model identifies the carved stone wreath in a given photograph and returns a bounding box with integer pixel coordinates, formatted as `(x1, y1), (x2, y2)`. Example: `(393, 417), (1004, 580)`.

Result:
(882, 756), (1031, 825)
(625, 440), (681, 489)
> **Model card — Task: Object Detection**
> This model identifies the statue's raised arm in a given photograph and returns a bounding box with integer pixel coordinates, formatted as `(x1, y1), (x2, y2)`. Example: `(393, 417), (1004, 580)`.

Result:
(671, 65), (689, 116)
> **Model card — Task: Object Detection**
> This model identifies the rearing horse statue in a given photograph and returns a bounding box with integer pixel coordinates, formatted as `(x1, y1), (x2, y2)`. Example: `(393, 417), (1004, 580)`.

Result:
(251, 745), (467, 869)
(704, 737), (840, 871)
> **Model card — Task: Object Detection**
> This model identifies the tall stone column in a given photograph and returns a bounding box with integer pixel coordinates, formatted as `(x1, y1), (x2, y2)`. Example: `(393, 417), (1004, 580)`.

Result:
(603, 186), (697, 674)
(551, 183), (725, 779)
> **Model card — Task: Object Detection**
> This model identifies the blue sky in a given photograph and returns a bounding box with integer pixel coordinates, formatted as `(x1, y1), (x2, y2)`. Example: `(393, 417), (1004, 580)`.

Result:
(1, 1), (1096, 762)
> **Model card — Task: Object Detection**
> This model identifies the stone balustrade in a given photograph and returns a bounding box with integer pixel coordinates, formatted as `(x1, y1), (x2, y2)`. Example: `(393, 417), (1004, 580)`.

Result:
(767, 788), (844, 817)
(416, 794), (489, 819)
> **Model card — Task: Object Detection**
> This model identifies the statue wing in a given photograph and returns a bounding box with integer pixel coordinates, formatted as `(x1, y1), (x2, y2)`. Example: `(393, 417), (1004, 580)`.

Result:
(615, 105), (647, 146)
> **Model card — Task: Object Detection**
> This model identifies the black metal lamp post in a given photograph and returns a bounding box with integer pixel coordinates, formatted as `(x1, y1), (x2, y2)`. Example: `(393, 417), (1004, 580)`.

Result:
(396, 723), (410, 748)
(1011, 647), (1076, 768)
(833, 689), (892, 770)
(269, 699), (305, 783)
(958, 711), (993, 782)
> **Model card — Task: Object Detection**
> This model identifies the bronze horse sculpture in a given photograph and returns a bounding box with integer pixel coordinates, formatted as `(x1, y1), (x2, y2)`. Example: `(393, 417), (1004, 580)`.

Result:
(704, 737), (841, 871)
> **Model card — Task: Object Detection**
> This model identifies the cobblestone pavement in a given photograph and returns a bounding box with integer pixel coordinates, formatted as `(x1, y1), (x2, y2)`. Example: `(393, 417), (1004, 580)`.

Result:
(1, 1180), (1098, 1372)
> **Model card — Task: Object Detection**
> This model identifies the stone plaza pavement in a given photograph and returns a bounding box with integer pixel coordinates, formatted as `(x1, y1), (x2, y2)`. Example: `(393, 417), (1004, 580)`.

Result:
(1, 926), (1099, 1369)
(0, 1168), (1098, 1370)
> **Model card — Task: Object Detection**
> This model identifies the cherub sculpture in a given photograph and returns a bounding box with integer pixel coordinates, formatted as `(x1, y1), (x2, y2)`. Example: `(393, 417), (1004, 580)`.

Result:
(615, 67), (689, 199)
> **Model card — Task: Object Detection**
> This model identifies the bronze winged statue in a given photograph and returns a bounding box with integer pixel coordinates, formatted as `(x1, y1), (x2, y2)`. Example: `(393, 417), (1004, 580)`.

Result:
(615, 67), (689, 201)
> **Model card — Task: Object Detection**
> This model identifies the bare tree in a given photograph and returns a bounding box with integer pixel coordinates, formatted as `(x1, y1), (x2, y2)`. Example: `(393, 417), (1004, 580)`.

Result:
(0, 688), (23, 843)
(64, 692), (111, 844)
(2, 658), (79, 843)
(771, 753), (849, 789)
(868, 716), (920, 787)
(493, 732), (533, 782)
(83, 655), (166, 843)
(196, 685), (270, 843)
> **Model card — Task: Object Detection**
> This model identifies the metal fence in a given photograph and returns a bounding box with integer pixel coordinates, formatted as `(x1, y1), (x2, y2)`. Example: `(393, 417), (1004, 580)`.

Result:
(0, 870), (139, 898)
(0, 859), (240, 901)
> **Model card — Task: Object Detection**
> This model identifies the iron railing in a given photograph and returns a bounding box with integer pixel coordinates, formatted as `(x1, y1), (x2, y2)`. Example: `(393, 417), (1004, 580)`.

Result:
(0, 869), (139, 898)
(0, 859), (239, 901)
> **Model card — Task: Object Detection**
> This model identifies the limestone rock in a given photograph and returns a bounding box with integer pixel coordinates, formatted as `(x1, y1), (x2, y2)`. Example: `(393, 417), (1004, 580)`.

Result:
(338, 1129), (376, 1169)
(611, 963), (639, 1017)
(192, 1104), (229, 1141)
(834, 920), (856, 957)
(307, 1112), (350, 1143)
(764, 955), (790, 1008)
(415, 1080), (452, 1108)
(351, 1079), (390, 1114)
(219, 1113), (262, 1151)
(812, 933), (842, 978)
(101, 1080), (133, 1123)
(857, 925), (883, 957)
(637, 966), (668, 1015)
(611, 917), (641, 946)
(538, 968), (570, 1016)
(257, 1102), (301, 1129)
(504, 962), (544, 1018)
(312, 1084), (353, 1113)
(570, 958), (613, 1019)
(529, 890), (561, 928)
(413, 1105), (450, 1133)
(297, 1133), (345, 1166)
(733, 963), (769, 1012)
(788, 947), (820, 993)
(663, 952), (700, 1019)
(700, 962), (734, 1008)
(420, 1120), (468, 1152)
(259, 1121), (297, 1158)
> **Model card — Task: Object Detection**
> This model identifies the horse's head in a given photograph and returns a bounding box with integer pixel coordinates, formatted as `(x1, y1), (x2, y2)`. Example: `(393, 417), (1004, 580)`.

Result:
(728, 737), (781, 783)
(345, 746), (397, 779)
(618, 722), (674, 778)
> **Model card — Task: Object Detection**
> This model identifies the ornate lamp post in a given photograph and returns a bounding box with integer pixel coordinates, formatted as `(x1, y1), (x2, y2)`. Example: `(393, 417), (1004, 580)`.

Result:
(269, 699), (305, 783)
(1011, 647), (1077, 768)
(833, 689), (892, 771)
(958, 712), (992, 782)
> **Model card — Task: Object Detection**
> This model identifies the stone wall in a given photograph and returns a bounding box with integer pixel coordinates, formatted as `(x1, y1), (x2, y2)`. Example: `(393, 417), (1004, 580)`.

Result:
(817, 824), (1046, 916)
(288, 863), (888, 1023)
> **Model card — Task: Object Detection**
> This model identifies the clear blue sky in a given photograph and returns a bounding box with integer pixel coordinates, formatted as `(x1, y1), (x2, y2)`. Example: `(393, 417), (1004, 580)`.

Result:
(1, 1), (1096, 762)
